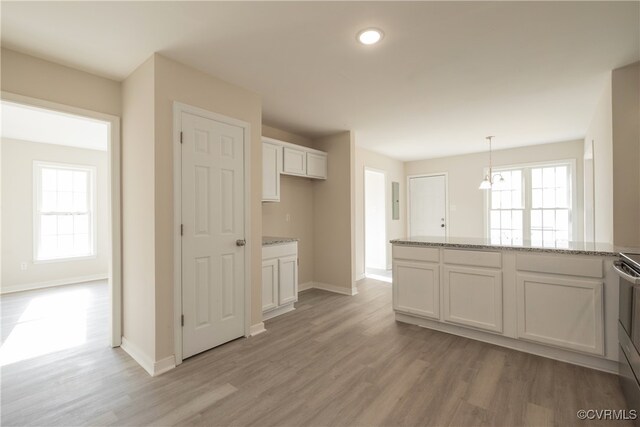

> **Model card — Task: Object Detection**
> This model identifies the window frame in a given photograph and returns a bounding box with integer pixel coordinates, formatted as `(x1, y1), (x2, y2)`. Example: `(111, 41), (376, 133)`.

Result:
(484, 159), (577, 246)
(33, 160), (98, 263)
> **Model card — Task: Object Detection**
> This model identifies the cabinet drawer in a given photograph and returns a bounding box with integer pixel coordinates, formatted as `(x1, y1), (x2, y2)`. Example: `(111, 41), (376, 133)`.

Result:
(443, 249), (501, 268)
(393, 246), (440, 263)
(516, 253), (603, 278)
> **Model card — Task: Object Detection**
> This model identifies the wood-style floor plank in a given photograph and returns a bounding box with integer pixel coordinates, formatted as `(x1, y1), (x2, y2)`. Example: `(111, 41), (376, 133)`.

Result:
(0, 279), (631, 426)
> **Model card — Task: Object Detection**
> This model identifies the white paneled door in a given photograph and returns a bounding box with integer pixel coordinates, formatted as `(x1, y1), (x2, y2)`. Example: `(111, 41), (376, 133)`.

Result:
(181, 111), (245, 359)
(409, 174), (447, 237)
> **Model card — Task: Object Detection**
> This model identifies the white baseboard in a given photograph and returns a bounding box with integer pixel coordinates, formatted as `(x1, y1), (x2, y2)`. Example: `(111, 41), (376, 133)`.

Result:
(249, 322), (267, 336)
(0, 274), (108, 295)
(298, 281), (315, 292)
(262, 303), (295, 321)
(121, 337), (176, 377)
(395, 313), (618, 374)
(312, 282), (358, 296)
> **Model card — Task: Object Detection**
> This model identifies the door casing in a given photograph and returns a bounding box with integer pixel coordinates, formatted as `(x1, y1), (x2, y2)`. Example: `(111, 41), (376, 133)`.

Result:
(172, 102), (252, 365)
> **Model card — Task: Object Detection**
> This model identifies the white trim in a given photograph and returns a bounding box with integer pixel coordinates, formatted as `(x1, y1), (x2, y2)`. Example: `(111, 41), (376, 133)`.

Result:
(172, 102), (252, 366)
(406, 172), (449, 238)
(355, 273), (366, 281)
(395, 312), (616, 374)
(262, 304), (295, 321)
(363, 167), (388, 272)
(313, 282), (359, 296)
(121, 337), (176, 377)
(262, 136), (326, 156)
(2, 91), (122, 348)
(0, 274), (108, 295)
(298, 281), (315, 291)
(249, 322), (267, 336)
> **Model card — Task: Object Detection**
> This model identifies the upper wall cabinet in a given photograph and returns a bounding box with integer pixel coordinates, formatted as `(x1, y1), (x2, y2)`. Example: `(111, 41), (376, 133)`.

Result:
(262, 137), (328, 202)
(263, 141), (282, 202)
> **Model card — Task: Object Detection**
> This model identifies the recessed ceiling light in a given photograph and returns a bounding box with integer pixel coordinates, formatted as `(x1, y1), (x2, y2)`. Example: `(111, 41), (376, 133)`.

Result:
(357, 28), (384, 45)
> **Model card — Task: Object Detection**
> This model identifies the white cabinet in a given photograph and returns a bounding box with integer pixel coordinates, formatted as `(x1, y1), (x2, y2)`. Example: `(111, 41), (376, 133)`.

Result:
(283, 147), (307, 176)
(262, 242), (298, 320)
(443, 265), (503, 333)
(262, 142), (282, 202)
(306, 152), (328, 179)
(516, 273), (604, 356)
(393, 260), (440, 320)
(261, 258), (278, 311)
(278, 255), (298, 305)
(262, 138), (327, 201)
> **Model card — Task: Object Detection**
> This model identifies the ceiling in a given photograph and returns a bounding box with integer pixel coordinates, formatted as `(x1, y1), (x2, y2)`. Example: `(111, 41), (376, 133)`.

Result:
(1, 101), (108, 151)
(1, 1), (638, 161)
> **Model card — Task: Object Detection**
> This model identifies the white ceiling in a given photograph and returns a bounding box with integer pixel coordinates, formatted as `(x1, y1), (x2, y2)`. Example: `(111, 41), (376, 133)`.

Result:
(1, 101), (108, 151)
(1, 1), (638, 160)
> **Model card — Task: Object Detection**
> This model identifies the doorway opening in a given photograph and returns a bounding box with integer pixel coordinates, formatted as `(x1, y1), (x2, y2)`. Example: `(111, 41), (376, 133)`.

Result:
(364, 168), (391, 283)
(0, 94), (121, 368)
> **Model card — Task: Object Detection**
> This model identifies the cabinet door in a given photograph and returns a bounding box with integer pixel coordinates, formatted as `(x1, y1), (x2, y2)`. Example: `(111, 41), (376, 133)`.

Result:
(278, 255), (298, 305)
(393, 261), (440, 320)
(443, 266), (503, 333)
(262, 142), (281, 202)
(306, 152), (327, 179)
(283, 147), (307, 176)
(516, 273), (604, 355)
(261, 259), (278, 312)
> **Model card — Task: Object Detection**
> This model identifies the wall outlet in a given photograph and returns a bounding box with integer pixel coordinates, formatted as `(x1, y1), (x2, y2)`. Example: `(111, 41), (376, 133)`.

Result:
(285, 213), (291, 222)
(20, 262), (28, 271)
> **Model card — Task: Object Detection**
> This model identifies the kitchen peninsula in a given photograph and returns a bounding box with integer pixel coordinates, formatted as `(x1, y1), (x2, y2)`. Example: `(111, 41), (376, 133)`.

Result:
(391, 236), (623, 372)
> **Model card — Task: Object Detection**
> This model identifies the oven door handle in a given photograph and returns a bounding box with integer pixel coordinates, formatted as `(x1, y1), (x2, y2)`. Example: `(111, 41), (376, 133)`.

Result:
(613, 261), (640, 285)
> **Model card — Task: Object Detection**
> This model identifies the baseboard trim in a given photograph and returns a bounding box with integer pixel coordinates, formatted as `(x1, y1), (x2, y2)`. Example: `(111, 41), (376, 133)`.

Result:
(395, 312), (618, 374)
(312, 282), (358, 296)
(1, 274), (108, 295)
(121, 337), (176, 377)
(263, 303), (295, 321)
(298, 281), (315, 292)
(249, 322), (267, 336)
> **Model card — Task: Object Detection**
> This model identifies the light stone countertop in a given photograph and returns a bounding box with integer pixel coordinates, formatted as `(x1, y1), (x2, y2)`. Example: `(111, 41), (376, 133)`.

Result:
(390, 236), (640, 256)
(262, 236), (299, 246)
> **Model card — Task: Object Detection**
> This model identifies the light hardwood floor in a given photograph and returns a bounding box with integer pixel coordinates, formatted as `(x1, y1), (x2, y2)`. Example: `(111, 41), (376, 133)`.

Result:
(0, 278), (630, 426)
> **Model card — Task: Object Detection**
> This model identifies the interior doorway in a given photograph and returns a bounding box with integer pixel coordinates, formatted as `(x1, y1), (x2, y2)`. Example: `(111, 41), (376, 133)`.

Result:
(0, 93), (121, 370)
(364, 168), (391, 282)
(408, 174), (448, 238)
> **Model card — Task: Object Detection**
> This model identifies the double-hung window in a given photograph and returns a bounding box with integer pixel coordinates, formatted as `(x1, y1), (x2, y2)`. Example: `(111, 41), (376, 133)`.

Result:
(34, 162), (96, 261)
(488, 161), (575, 248)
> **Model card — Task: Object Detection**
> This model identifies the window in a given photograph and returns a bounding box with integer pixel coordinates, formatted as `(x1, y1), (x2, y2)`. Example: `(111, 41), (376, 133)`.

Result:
(488, 161), (574, 248)
(34, 162), (96, 261)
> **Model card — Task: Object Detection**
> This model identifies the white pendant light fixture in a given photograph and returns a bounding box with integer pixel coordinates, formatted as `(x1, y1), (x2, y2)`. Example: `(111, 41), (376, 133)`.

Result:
(478, 136), (505, 190)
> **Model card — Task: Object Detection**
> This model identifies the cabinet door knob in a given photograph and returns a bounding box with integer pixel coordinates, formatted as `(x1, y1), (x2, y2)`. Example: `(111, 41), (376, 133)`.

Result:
(236, 239), (246, 247)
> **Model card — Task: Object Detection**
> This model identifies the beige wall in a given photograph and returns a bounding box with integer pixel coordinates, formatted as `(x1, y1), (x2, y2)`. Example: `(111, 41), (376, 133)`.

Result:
(405, 140), (585, 240)
(612, 62), (640, 247)
(313, 131), (356, 292)
(153, 54), (262, 360)
(121, 56), (157, 360)
(261, 125), (315, 285)
(355, 148), (406, 278)
(1, 48), (121, 116)
(585, 79), (614, 244)
(1, 139), (108, 292)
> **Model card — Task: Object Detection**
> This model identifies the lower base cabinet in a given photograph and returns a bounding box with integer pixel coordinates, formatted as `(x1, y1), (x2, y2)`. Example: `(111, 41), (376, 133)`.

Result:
(393, 260), (440, 320)
(262, 242), (298, 320)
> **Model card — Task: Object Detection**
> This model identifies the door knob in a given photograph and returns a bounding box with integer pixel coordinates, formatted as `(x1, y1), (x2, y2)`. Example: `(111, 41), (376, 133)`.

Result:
(441, 224), (445, 228)
(236, 239), (246, 247)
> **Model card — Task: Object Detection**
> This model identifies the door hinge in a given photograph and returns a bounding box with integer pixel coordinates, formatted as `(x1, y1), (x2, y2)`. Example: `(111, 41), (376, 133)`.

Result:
(180, 131), (183, 144)
(181, 224), (184, 236)
(181, 314), (184, 327)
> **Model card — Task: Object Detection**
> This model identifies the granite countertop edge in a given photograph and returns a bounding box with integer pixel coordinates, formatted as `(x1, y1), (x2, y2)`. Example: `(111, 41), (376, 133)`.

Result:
(262, 236), (299, 246)
(390, 239), (619, 257)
